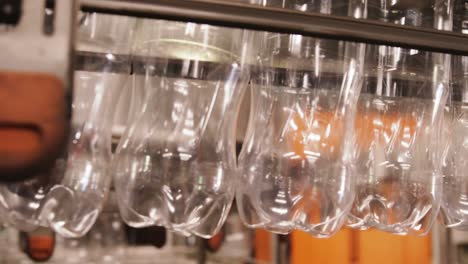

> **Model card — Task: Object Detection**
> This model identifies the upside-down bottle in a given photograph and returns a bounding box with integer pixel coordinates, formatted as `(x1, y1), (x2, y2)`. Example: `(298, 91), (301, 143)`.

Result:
(113, 18), (253, 238)
(348, 0), (453, 235)
(440, 0), (468, 229)
(39, 13), (135, 238)
(236, 0), (365, 237)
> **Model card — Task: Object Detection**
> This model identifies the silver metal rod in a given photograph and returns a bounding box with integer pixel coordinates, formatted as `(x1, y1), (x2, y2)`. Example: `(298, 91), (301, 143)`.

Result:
(80, 0), (468, 56)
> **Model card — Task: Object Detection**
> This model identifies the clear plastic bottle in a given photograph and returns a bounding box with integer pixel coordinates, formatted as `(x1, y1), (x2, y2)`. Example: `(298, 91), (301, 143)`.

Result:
(39, 13), (136, 238)
(347, 0), (453, 235)
(0, 172), (59, 231)
(113, 19), (253, 238)
(236, 0), (365, 237)
(441, 94), (468, 229)
(440, 0), (468, 229)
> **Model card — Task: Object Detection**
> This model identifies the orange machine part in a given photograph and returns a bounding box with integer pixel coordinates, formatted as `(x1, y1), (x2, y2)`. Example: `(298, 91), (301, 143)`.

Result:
(291, 229), (354, 264)
(0, 71), (68, 181)
(286, 229), (431, 264)
(357, 229), (431, 264)
(206, 229), (225, 252)
(27, 235), (55, 262)
(255, 229), (272, 263)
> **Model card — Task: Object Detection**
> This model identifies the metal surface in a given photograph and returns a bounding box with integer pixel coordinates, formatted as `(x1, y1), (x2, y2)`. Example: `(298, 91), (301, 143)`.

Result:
(0, 0), (75, 90)
(80, 0), (468, 56)
(432, 223), (452, 264)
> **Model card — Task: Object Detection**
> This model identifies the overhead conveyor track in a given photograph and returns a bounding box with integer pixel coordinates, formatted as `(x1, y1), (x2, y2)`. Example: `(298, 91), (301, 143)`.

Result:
(80, 0), (468, 56)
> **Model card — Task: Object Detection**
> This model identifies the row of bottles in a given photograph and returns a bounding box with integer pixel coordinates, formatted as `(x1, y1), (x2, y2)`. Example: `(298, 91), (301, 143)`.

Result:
(0, 195), (254, 264)
(0, 198), (438, 264)
(0, 0), (467, 240)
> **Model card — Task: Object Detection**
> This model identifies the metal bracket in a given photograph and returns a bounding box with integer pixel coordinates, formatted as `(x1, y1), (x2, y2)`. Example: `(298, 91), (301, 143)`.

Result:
(0, 0), (75, 90)
(81, 0), (468, 56)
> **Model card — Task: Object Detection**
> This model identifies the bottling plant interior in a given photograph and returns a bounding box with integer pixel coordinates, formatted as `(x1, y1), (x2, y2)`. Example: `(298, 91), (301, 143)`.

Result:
(0, 0), (467, 263)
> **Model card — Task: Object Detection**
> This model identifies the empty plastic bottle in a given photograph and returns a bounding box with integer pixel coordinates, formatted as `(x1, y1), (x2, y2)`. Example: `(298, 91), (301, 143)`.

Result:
(347, 0), (453, 235)
(39, 13), (135, 238)
(236, 0), (366, 237)
(113, 19), (253, 238)
(440, 0), (468, 229)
